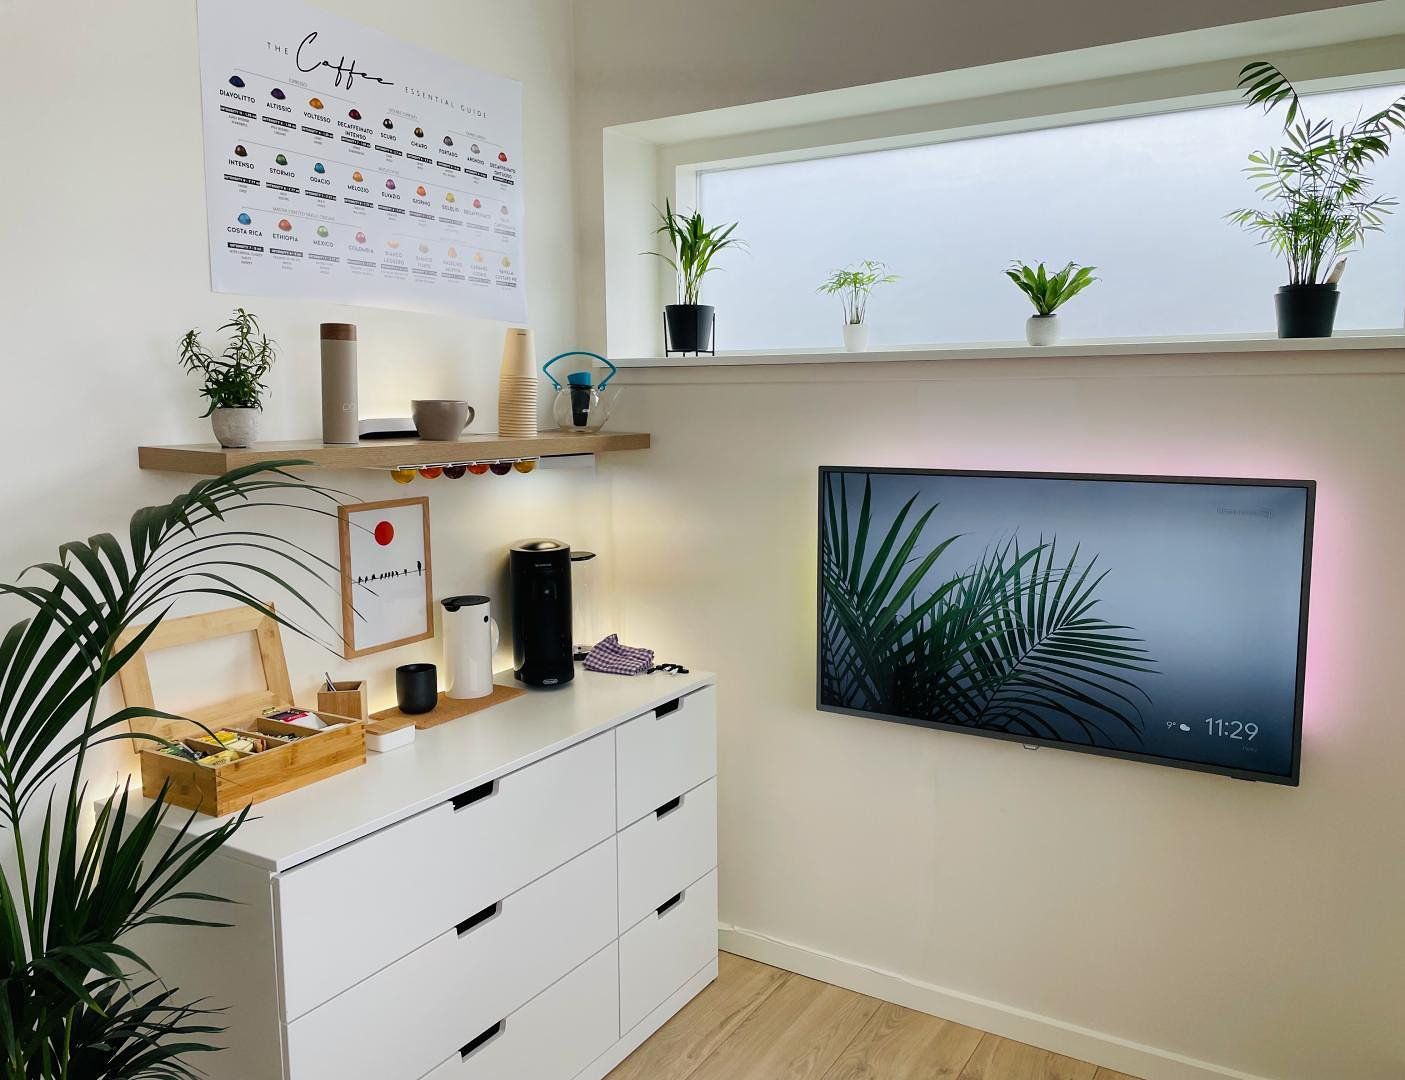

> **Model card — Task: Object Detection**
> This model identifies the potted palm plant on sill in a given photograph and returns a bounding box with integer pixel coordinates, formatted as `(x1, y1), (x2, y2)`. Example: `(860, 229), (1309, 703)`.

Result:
(1005, 260), (1098, 345)
(818, 260), (899, 352)
(1227, 60), (1405, 338)
(645, 199), (744, 355)
(0, 462), (339, 1077)
(179, 308), (277, 447)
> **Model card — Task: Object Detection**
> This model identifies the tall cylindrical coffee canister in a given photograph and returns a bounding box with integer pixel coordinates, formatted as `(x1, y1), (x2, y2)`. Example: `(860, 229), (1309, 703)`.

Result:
(320, 323), (359, 445)
(498, 327), (537, 438)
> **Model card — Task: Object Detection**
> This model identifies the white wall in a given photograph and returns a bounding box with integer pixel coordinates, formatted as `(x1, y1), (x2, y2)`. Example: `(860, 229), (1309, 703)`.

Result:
(0, 0), (602, 791)
(575, 4), (1405, 1078)
(573, 0), (1371, 117)
(607, 351), (1405, 1080)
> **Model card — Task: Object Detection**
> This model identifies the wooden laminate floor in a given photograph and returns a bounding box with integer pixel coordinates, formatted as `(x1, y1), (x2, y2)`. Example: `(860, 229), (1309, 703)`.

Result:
(607, 953), (1141, 1080)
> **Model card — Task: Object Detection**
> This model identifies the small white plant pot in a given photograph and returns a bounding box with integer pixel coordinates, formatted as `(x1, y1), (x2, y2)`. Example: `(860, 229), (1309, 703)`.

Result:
(211, 407), (260, 448)
(842, 322), (870, 352)
(1025, 314), (1060, 347)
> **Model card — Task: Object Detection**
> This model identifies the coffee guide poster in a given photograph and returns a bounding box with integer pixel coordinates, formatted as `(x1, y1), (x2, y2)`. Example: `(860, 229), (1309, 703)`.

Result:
(197, 0), (527, 320)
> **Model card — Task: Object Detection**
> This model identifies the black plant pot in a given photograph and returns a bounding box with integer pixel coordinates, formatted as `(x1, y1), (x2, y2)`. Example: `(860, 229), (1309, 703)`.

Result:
(1275, 284), (1339, 338)
(664, 304), (715, 355)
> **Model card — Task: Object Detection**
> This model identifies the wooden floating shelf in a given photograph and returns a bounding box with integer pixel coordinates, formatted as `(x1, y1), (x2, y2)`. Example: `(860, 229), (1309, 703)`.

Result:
(138, 431), (651, 476)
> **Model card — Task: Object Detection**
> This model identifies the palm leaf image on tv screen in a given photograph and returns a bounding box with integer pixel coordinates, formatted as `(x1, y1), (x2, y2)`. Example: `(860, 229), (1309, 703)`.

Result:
(821, 472), (1157, 745)
(817, 469), (1312, 782)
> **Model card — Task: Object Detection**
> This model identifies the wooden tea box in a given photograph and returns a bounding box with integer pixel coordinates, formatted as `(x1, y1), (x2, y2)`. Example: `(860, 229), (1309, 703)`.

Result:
(139, 714), (365, 817)
(117, 604), (367, 817)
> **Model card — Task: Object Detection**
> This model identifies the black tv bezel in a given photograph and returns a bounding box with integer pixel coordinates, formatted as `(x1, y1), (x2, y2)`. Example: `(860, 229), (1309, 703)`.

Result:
(815, 467), (1315, 787)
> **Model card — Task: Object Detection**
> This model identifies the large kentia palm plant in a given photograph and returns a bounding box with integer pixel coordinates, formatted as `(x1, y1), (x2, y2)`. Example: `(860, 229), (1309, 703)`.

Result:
(821, 474), (1156, 746)
(0, 463), (339, 1078)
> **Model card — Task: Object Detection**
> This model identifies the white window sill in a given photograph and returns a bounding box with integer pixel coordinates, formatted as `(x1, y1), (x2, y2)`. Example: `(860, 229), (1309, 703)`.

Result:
(613, 331), (1405, 369)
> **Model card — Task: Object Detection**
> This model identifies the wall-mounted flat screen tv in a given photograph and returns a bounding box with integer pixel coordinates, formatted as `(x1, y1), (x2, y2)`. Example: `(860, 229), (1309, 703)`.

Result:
(817, 468), (1313, 785)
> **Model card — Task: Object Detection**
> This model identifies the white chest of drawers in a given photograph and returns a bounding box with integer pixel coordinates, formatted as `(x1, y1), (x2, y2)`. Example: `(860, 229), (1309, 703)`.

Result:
(131, 672), (719, 1080)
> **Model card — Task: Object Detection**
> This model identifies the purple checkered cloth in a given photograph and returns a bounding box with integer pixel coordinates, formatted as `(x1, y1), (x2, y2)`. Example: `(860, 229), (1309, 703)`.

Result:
(583, 634), (655, 675)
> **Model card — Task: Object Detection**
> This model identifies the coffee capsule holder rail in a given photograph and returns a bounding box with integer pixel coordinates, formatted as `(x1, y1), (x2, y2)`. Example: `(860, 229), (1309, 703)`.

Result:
(386, 455), (542, 483)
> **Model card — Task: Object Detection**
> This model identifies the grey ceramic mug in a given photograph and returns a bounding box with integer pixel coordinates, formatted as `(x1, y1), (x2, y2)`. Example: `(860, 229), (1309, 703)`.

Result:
(412, 399), (474, 440)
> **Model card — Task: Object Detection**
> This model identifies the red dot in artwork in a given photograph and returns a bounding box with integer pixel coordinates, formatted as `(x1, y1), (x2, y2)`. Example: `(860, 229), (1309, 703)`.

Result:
(373, 521), (395, 546)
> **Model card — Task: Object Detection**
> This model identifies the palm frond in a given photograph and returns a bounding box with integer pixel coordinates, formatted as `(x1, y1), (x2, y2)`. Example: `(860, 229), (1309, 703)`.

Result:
(0, 463), (346, 1075)
(941, 540), (1155, 741)
(1239, 60), (1303, 125)
(822, 477), (1157, 747)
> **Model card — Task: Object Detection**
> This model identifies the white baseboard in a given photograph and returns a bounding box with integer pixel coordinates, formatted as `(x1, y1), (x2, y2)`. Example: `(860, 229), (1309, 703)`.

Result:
(718, 926), (1271, 1080)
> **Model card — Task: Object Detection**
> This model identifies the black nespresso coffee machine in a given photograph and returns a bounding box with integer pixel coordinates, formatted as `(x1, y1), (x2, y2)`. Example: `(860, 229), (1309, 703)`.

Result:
(510, 538), (574, 686)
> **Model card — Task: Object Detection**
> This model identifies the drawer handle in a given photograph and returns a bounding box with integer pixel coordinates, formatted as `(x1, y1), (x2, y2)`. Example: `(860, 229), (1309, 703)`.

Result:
(655, 697), (681, 718)
(451, 779), (497, 811)
(656, 890), (684, 918)
(456, 901), (501, 936)
(655, 795), (683, 819)
(460, 1020), (506, 1060)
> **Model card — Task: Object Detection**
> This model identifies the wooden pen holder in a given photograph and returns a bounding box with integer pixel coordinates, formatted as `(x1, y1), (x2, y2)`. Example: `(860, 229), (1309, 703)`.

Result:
(318, 680), (369, 723)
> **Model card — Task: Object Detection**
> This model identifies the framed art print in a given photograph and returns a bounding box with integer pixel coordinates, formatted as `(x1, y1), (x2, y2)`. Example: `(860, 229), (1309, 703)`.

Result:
(338, 497), (434, 658)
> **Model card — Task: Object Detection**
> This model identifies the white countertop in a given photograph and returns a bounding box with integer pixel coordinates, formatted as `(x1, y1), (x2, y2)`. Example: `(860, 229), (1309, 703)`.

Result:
(134, 668), (716, 873)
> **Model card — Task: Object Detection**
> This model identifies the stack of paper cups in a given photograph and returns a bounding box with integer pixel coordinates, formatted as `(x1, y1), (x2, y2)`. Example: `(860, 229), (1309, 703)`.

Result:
(498, 327), (538, 437)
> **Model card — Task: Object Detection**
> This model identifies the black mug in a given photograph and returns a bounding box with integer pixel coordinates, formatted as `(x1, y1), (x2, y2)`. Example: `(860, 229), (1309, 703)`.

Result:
(396, 663), (438, 715)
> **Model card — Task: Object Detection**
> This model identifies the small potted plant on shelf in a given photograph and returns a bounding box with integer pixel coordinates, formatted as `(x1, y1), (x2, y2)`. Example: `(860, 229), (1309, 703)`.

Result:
(179, 308), (277, 447)
(1227, 60), (1405, 338)
(645, 199), (744, 355)
(818, 260), (899, 352)
(1005, 260), (1097, 345)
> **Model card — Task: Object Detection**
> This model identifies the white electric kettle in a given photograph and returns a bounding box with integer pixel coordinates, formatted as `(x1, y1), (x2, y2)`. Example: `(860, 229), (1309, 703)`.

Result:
(441, 595), (499, 700)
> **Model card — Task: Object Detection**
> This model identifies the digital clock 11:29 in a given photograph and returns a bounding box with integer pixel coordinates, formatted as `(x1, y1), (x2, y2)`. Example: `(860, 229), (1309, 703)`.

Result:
(1205, 718), (1258, 740)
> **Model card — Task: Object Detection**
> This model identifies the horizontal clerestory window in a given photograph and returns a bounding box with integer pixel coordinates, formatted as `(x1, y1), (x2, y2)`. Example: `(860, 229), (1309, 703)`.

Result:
(695, 82), (1405, 350)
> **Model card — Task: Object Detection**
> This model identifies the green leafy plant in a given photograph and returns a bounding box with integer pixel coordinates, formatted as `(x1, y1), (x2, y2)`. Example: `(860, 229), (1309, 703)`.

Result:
(1227, 61), (1405, 285)
(645, 199), (744, 305)
(817, 261), (899, 325)
(178, 309), (277, 416)
(0, 462), (342, 1078)
(820, 473), (1156, 744)
(1005, 261), (1098, 317)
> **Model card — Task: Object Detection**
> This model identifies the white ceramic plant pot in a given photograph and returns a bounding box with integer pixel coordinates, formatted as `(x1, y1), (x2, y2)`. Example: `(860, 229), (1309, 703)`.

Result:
(842, 322), (870, 352)
(211, 407), (260, 448)
(1025, 314), (1060, 346)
